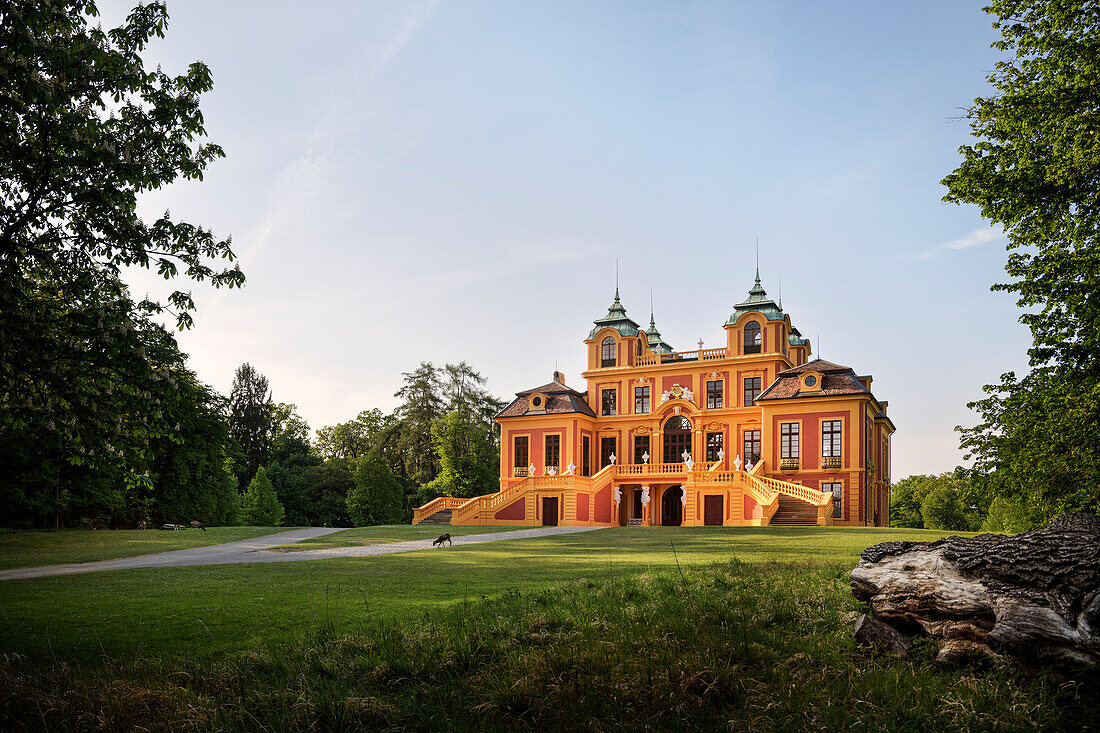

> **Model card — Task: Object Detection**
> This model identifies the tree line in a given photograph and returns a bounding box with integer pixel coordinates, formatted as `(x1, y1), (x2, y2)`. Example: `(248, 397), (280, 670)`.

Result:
(2, 357), (503, 529)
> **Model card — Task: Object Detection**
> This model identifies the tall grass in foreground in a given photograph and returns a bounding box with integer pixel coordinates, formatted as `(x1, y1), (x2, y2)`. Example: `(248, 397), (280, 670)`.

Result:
(1, 559), (1094, 731)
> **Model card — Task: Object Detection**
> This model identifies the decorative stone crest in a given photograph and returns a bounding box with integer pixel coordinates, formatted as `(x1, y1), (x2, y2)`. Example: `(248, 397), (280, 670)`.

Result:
(659, 383), (695, 405)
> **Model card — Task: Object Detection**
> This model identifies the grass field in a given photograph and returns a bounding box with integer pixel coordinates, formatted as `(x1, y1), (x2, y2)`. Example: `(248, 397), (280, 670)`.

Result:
(1, 525), (1094, 731)
(0, 526), (293, 570)
(274, 524), (521, 550)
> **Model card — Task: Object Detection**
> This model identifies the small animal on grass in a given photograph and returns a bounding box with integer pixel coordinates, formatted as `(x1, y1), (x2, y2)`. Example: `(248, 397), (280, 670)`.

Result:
(137, 520), (146, 530)
(190, 521), (206, 531)
(432, 532), (452, 547)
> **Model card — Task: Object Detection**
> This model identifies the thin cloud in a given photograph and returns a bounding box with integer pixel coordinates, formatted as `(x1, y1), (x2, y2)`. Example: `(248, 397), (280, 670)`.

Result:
(918, 226), (1003, 259)
(239, 0), (441, 264)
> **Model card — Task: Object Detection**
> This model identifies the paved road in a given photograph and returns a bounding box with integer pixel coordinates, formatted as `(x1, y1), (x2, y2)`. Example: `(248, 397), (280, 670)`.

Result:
(0, 526), (601, 581)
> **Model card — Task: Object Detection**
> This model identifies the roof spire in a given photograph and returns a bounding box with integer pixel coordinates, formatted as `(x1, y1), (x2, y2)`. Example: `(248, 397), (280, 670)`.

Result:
(615, 257), (620, 302)
(755, 237), (760, 285)
(649, 286), (655, 328)
(778, 273), (782, 310)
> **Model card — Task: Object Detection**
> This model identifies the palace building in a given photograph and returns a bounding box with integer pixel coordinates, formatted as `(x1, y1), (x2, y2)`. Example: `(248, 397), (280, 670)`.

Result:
(414, 273), (895, 528)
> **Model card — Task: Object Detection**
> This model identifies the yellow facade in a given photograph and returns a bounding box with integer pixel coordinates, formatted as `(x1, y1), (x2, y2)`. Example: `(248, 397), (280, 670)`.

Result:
(415, 276), (895, 528)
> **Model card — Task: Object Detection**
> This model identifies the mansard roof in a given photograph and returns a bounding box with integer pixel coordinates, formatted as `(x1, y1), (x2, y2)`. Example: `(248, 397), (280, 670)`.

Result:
(497, 375), (597, 419)
(726, 271), (785, 324)
(756, 358), (871, 401)
(587, 289), (641, 340)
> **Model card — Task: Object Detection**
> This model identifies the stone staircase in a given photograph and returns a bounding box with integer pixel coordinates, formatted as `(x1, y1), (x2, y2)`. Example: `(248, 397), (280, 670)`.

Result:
(768, 496), (819, 526)
(418, 509), (453, 526)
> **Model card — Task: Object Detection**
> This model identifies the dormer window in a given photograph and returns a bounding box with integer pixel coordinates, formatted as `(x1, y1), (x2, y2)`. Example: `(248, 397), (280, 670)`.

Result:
(601, 336), (617, 367)
(800, 372), (824, 392)
(744, 321), (761, 354)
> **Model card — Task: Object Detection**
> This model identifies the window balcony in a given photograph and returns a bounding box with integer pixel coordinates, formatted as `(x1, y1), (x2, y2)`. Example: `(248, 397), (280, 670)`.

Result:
(779, 458), (799, 471)
(822, 456), (842, 470)
(512, 467), (529, 478)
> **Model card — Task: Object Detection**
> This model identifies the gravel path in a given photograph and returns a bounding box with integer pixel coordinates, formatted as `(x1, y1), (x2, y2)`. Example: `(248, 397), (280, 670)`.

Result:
(0, 526), (601, 580)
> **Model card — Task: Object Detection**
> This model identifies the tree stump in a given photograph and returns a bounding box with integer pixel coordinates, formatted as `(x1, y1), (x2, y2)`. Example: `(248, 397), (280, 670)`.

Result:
(850, 512), (1100, 671)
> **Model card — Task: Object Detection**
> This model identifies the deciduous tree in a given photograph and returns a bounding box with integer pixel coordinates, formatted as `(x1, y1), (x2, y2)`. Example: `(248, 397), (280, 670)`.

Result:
(347, 450), (404, 526)
(0, 1), (242, 516)
(944, 0), (1100, 524)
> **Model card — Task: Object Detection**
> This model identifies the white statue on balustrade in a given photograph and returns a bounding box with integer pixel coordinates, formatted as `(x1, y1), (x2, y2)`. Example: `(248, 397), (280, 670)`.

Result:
(733, 455), (742, 471)
(547, 466), (556, 476)
(608, 453), (616, 465)
(566, 462), (575, 475)
(640, 487), (650, 505)
(642, 450), (649, 465)
(528, 463), (536, 476)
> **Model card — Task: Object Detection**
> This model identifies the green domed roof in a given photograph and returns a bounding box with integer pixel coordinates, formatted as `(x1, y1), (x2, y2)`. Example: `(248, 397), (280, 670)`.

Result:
(587, 289), (641, 340)
(726, 270), (785, 324)
(644, 314), (674, 354)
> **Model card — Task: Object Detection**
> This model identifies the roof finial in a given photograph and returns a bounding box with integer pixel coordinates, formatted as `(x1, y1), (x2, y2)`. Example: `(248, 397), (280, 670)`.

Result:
(778, 273), (782, 310)
(755, 237), (760, 285)
(615, 257), (620, 302)
(649, 286), (655, 327)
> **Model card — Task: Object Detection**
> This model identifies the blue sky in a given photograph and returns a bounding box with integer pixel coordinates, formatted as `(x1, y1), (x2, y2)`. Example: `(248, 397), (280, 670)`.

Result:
(107, 1), (1028, 479)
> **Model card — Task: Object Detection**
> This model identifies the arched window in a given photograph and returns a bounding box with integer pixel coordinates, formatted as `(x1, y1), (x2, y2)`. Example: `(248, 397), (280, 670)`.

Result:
(636, 336), (644, 357)
(744, 321), (762, 354)
(663, 415), (692, 463)
(601, 336), (617, 367)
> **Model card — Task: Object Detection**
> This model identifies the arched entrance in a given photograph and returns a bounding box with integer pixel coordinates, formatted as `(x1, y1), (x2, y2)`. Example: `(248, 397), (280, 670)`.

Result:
(663, 415), (692, 463)
(661, 485), (683, 526)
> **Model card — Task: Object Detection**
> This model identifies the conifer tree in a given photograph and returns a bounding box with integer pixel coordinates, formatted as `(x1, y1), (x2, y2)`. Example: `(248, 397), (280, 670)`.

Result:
(240, 466), (285, 527)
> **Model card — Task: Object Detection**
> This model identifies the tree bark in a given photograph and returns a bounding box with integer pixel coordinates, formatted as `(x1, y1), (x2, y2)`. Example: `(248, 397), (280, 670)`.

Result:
(850, 512), (1100, 670)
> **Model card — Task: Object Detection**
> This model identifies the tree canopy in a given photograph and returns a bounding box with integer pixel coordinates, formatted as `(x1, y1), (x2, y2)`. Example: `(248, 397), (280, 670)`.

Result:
(0, 0), (242, 525)
(944, 0), (1100, 525)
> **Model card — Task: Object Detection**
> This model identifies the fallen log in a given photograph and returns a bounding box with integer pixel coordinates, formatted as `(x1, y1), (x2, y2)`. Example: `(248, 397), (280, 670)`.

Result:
(850, 512), (1100, 671)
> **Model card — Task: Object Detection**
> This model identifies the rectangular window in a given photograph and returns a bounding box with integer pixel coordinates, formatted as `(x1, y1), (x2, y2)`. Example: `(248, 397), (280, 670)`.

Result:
(634, 385), (650, 414)
(822, 420), (843, 457)
(600, 437), (617, 469)
(633, 435), (650, 465)
(706, 432), (723, 462)
(582, 436), (591, 477)
(824, 481), (843, 518)
(743, 429), (761, 465)
(601, 388), (617, 416)
(544, 434), (560, 470)
(513, 436), (529, 474)
(706, 380), (723, 409)
(743, 377), (762, 407)
(780, 423), (799, 459)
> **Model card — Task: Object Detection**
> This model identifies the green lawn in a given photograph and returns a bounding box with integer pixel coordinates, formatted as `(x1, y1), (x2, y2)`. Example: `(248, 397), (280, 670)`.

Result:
(0, 525), (967, 663)
(0, 526), (292, 570)
(274, 523), (524, 550)
(0, 525), (1091, 731)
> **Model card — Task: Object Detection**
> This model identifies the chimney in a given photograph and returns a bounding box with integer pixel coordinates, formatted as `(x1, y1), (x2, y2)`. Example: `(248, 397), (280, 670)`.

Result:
(553, 370), (565, 385)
